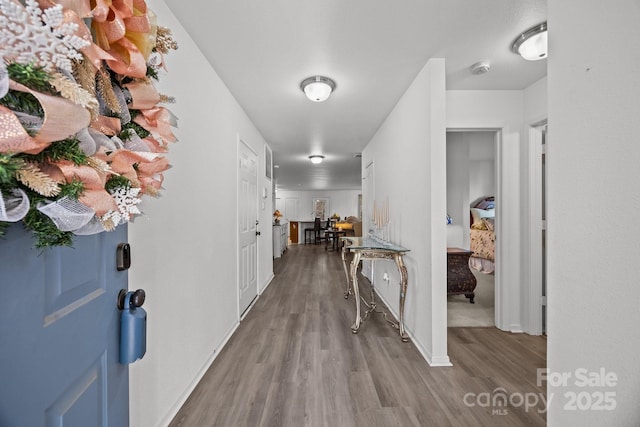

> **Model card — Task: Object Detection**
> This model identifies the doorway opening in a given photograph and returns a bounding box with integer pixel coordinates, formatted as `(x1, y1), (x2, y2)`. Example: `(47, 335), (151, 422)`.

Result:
(446, 130), (499, 327)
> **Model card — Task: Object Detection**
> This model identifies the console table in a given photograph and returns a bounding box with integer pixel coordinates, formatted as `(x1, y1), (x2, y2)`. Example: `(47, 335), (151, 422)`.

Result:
(447, 247), (476, 303)
(340, 236), (410, 341)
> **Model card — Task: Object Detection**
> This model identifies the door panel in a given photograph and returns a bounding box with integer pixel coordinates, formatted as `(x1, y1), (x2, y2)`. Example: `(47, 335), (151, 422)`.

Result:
(0, 224), (128, 426)
(289, 222), (298, 244)
(238, 140), (258, 315)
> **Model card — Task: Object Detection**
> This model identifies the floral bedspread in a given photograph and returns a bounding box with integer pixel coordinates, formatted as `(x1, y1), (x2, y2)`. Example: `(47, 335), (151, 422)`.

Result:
(471, 229), (495, 261)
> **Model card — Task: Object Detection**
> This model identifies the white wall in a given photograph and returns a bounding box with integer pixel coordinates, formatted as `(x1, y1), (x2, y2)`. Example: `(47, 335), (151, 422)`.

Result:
(129, 1), (273, 426)
(548, 1), (640, 425)
(446, 133), (469, 248)
(275, 189), (361, 222)
(469, 134), (495, 202)
(362, 59), (449, 365)
(524, 77), (548, 125)
(446, 131), (495, 248)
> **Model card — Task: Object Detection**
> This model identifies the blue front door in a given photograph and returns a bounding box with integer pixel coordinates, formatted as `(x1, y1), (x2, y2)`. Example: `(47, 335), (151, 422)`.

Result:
(0, 224), (129, 426)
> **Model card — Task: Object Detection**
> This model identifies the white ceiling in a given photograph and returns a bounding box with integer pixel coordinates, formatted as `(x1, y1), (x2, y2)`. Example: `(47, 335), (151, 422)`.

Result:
(163, 0), (547, 191)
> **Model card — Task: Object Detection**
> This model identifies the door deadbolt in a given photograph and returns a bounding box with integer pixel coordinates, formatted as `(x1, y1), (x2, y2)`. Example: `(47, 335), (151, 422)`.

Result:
(117, 243), (131, 271)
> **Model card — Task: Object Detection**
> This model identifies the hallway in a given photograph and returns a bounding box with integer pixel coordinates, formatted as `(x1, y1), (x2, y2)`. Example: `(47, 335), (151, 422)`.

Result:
(170, 244), (546, 426)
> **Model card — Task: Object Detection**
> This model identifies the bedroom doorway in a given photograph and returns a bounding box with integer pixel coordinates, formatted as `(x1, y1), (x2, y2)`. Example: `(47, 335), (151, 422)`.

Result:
(446, 130), (498, 327)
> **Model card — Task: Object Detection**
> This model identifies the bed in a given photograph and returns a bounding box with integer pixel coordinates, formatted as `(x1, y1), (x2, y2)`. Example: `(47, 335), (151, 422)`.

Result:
(469, 197), (495, 274)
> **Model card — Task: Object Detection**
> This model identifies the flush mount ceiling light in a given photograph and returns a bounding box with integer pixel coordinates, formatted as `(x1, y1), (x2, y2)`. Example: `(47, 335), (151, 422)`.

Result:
(309, 155), (325, 164)
(300, 76), (336, 102)
(511, 22), (548, 61)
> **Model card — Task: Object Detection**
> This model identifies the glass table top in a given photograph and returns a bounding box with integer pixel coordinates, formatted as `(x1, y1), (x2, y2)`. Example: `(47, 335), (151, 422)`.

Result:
(340, 236), (409, 253)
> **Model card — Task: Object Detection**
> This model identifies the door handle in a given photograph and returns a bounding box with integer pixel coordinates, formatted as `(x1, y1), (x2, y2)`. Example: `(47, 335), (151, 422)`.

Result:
(256, 231), (261, 236)
(118, 289), (147, 364)
(117, 289), (146, 310)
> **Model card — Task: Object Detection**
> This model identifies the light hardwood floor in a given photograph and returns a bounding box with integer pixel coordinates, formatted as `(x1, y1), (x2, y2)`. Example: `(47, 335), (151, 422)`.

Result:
(170, 244), (547, 427)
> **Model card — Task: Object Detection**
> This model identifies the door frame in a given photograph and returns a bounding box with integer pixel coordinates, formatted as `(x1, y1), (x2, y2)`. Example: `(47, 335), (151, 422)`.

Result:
(236, 135), (259, 321)
(446, 127), (511, 331)
(527, 121), (547, 335)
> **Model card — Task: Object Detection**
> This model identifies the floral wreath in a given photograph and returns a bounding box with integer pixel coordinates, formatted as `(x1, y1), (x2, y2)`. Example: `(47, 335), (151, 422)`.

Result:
(0, 0), (178, 248)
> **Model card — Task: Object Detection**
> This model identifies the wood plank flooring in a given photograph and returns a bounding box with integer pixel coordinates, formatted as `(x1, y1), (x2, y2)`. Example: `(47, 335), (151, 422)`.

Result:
(170, 244), (547, 426)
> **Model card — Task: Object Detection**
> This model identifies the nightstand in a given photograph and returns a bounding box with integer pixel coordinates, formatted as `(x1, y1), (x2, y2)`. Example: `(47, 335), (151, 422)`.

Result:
(447, 247), (477, 303)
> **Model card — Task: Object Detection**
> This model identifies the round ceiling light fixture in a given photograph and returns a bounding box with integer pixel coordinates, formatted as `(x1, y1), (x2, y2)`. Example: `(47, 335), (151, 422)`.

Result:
(309, 155), (325, 164)
(511, 22), (548, 61)
(300, 76), (336, 102)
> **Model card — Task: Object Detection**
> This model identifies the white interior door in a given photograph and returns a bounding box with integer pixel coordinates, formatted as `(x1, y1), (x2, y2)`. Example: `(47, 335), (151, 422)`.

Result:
(238, 139), (258, 316)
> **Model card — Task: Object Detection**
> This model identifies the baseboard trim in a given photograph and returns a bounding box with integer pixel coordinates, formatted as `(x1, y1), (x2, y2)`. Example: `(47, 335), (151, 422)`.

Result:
(156, 322), (239, 427)
(259, 273), (275, 294)
(510, 324), (524, 333)
(375, 291), (452, 367)
(160, 272), (276, 426)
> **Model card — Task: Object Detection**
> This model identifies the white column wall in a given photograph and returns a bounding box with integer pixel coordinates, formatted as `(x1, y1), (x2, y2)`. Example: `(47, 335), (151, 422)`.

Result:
(362, 59), (449, 365)
(548, 1), (640, 425)
(129, 2), (273, 426)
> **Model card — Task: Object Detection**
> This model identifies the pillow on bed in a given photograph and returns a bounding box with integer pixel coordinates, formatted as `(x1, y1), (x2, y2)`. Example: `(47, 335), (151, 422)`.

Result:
(470, 208), (495, 225)
(475, 199), (495, 210)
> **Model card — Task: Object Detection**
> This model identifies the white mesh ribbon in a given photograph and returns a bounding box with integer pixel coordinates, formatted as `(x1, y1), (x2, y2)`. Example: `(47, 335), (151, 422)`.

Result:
(0, 60), (8, 99)
(76, 127), (97, 155)
(89, 127), (118, 152)
(123, 130), (150, 152)
(37, 197), (95, 231)
(111, 84), (131, 125)
(13, 111), (43, 135)
(111, 135), (125, 149)
(0, 188), (30, 222)
(73, 216), (108, 235)
(165, 109), (178, 128)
